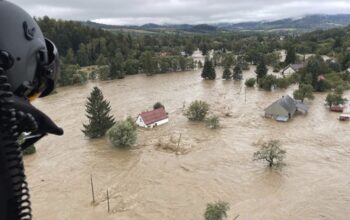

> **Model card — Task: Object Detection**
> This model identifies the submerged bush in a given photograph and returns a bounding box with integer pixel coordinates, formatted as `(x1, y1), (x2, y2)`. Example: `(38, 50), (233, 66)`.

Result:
(72, 72), (87, 85)
(204, 201), (230, 220)
(275, 77), (291, 89)
(185, 100), (209, 121)
(107, 120), (137, 148)
(153, 102), (165, 110)
(98, 65), (111, 81)
(245, 78), (256, 87)
(258, 75), (277, 91)
(126, 116), (137, 130)
(206, 115), (220, 129)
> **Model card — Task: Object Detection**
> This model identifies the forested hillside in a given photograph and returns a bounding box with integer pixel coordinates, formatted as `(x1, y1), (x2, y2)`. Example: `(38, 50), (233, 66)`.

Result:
(83, 14), (350, 32)
(37, 16), (350, 92)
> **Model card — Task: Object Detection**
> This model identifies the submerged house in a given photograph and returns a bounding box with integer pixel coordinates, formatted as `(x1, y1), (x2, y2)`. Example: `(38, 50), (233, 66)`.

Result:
(136, 108), (169, 128)
(264, 95), (308, 122)
(282, 63), (305, 76)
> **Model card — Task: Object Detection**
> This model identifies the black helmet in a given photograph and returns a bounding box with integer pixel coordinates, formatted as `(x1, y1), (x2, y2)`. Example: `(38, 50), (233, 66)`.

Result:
(0, 0), (59, 98)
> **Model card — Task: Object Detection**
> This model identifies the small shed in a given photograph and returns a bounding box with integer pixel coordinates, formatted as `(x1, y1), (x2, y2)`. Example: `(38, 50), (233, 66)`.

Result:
(265, 95), (308, 122)
(136, 108), (169, 128)
(282, 64), (305, 76)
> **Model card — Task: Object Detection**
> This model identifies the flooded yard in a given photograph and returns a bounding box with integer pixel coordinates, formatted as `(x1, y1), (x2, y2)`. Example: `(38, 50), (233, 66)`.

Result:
(26, 67), (350, 220)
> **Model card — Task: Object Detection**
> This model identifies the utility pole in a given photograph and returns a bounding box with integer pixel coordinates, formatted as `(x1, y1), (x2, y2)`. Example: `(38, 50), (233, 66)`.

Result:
(90, 174), (95, 204)
(107, 189), (110, 213)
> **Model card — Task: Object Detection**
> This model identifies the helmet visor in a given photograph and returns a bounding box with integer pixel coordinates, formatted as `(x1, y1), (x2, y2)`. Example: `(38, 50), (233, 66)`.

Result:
(28, 38), (59, 99)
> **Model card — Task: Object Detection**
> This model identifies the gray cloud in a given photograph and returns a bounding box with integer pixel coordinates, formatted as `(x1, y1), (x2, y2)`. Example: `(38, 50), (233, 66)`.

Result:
(10, 0), (350, 25)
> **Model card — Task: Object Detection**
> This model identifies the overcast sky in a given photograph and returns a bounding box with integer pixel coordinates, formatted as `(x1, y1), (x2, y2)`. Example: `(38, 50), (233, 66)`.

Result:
(10, 0), (350, 25)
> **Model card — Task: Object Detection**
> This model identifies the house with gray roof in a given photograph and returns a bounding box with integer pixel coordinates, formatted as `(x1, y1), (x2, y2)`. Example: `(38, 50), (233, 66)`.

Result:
(264, 95), (308, 122)
(282, 63), (305, 76)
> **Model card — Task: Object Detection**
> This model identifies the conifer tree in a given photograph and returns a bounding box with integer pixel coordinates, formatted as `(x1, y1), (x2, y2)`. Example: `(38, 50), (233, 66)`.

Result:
(82, 87), (115, 138)
(222, 66), (232, 80)
(65, 48), (75, 64)
(201, 58), (216, 80)
(284, 46), (297, 65)
(76, 43), (89, 66)
(201, 58), (210, 79)
(255, 59), (268, 82)
(233, 64), (243, 81)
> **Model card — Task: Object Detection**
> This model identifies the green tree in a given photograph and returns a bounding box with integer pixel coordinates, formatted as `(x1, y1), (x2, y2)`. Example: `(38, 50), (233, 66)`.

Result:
(141, 51), (156, 75)
(325, 93), (347, 108)
(258, 75), (277, 91)
(284, 46), (297, 65)
(304, 56), (328, 90)
(98, 65), (111, 81)
(124, 59), (139, 75)
(76, 43), (89, 66)
(333, 37), (342, 50)
(96, 54), (108, 66)
(339, 52), (350, 70)
(293, 84), (314, 102)
(72, 71), (87, 85)
(59, 64), (81, 86)
(186, 58), (195, 70)
(233, 64), (243, 81)
(245, 78), (256, 87)
(222, 66), (232, 80)
(204, 201), (230, 220)
(110, 53), (125, 79)
(126, 116), (137, 130)
(275, 77), (290, 89)
(334, 85), (344, 96)
(65, 48), (75, 64)
(198, 60), (203, 68)
(82, 87), (115, 138)
(201, 58), (216, 80)
(206, 115), (220, 129)
(159, 57), (171, 73)
(253, 140), (286, 167)
(222, 54), (234, 68)
(255, 59), (268, 82)
(126, 34), (133, 49)
(185, 100), (209, 121)
(199, 43), (209, 56)
(179, 56), (187, 71)
(184, 40), (195, 56)
(107, 120), (137, 148)
(153, 102), (165, 110)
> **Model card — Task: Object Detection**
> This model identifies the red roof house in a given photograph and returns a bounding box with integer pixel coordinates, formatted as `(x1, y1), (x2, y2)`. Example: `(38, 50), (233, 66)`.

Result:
(136, 108), (169, 128)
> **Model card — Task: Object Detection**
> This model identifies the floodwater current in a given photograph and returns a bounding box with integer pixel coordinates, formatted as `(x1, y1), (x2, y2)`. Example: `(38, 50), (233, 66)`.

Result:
(26, 67), (350, 220)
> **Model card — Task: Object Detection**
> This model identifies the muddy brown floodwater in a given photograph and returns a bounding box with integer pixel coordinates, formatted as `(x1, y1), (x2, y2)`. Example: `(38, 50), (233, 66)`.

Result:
(26, 67), (350, 220)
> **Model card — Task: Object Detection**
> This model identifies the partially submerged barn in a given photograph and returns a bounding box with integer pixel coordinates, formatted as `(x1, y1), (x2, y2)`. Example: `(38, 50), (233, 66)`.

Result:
(136, 108), (169, 128)
(265, 95), (308, 122)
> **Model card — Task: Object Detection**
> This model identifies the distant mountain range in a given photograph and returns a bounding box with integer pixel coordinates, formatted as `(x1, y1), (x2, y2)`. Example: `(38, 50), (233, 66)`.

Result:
(83, 14), (350, 33)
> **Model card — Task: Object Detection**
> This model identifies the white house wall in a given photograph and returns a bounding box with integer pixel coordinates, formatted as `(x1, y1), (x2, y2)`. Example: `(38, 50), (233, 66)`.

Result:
(136, 115), (146, 127)
(283, 67), (295, 76)
(148, 118), (169, 128)
(136, 116), (169, 128)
